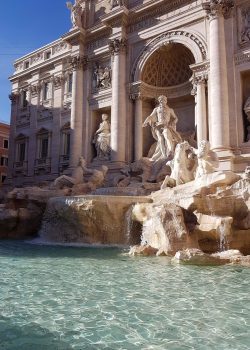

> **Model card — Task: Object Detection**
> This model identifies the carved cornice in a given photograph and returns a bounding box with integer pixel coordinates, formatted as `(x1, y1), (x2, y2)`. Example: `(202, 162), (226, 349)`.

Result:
(109, 38), (127, 55)
(129, 80), (192, 100)
(70, 55), (88, 70)
(235, 51), (250, 65)
(191, 73), (208, 96)
(202, 0), (234, 20)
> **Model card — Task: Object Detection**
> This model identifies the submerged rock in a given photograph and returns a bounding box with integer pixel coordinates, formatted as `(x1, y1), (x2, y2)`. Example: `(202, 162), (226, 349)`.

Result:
(172, 248), (229, 265)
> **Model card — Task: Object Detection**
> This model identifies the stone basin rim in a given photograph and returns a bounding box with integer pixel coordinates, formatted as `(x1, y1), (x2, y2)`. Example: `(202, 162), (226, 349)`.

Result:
(49, 194), (153, 202)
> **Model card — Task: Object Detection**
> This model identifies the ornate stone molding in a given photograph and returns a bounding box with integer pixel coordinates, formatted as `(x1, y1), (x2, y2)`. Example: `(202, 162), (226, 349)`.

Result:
(191, 73), (208, 96)
(30, 83), (41, 97)
(202, 0), (234, 20)
(235, 51), (250, 65)
(70, 55), (88, 70)
(9, 92), (20, 104)
(129, 80), (193, 100)
(109, 38), (127, 55)
(53, 75), (65, 89)
(132, 30), (207, 82)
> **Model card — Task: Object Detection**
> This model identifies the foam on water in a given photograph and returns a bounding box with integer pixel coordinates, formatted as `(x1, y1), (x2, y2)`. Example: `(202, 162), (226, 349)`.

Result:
(0, 240), (250, 350)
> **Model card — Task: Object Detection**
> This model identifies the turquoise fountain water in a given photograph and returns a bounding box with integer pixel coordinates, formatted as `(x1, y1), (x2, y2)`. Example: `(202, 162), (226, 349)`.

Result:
(0, 241), (250, 350)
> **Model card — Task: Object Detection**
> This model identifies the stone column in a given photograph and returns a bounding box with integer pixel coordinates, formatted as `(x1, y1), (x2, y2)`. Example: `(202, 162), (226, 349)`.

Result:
(109, 38), (127, 163)
(68, 55), (87, 169)
(203, 0), (234, 152)
(7, 92), (19, 182)
(134, 97), (143, 161)
(193, 75), (208, 144)
(51, 73), (64, 175)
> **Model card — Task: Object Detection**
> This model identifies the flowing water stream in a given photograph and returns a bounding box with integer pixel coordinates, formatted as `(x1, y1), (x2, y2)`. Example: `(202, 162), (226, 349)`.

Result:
(0, 240), (250, 350)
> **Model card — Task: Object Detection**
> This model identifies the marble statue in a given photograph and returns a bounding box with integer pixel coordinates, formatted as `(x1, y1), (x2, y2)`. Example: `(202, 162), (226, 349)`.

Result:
(53, 156), (87, 188)
(93, 114), (111, 161)
(66, 0), (85, 28)
(109, 0), (124, 10)
(94, 66), (111, 89)
(53, 156), (108, 193)
(165, 141), (196, 186)
(242, 166), (250, 181)
(193, 140), (218, 179)
(143, 95), (182, 161)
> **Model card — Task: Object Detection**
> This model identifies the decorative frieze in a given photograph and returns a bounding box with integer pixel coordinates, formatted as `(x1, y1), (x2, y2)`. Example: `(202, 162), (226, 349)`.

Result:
(109, 38), (127, 55)
(202, 0), (234, 20)
(235, 51), (250, 65)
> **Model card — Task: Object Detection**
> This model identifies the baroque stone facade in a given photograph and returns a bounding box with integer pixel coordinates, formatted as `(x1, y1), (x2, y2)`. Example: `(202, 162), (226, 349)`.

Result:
(8, 0), (250, 185)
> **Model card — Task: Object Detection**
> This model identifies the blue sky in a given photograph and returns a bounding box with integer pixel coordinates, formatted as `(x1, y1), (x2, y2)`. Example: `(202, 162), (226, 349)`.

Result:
(0, 0), (71, 123)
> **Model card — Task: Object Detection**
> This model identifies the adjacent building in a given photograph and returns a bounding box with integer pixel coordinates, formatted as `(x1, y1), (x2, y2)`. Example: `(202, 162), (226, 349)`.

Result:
(8, 0), (250, 185)
(0, 122), (10, 184)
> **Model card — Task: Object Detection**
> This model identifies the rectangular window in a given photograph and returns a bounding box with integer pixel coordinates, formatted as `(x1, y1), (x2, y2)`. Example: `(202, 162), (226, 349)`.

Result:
(3, 139), (9, 149)
(21, 91), (28, 108)
(68, 73), (73, 93)
(19, 143), (26, 162)
(45, 51), (51, 60)
(1, 174), (6, 183)
(0, 157), (8, 166)
(24, 61), (29, 69)
(40, 138), (48, 159)
(63, 133), (70, 156)
(43, 83), (49, 100)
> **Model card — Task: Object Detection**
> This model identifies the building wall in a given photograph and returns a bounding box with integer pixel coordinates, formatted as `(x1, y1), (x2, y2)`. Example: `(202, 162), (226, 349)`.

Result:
(8, 0), (250, 185)
(0, 123), (10, 184)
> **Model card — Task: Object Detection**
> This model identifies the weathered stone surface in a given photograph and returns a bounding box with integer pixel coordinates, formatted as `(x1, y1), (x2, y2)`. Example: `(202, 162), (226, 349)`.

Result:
(129, 245), (158, 256)
(39, 195), (152, 245)
(172, 248), (229, 265)
(132, 202), (199, 255)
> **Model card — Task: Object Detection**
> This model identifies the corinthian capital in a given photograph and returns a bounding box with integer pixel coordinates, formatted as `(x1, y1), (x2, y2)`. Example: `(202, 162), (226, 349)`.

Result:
(202, 0), (234, 19)
(109, 38), (127, 55)
(70, 55), (88, 70)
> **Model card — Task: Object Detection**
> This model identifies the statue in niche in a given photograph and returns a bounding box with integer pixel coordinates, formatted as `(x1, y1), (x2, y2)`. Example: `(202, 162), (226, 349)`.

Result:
(143, 95), (182, 162)
(66, 0), (85, 28)
(109, 0), (124, 10)
(93, 114), (111, 161)
(241, 8), (250, 42)
(94, 66), (111, 89)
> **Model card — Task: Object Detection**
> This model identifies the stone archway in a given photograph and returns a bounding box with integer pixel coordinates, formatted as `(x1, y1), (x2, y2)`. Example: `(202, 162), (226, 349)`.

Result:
(131, 30), (208, 160)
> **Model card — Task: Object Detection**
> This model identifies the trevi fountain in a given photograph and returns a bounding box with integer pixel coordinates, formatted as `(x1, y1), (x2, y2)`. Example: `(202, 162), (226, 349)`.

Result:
(1, 0), (250, 349)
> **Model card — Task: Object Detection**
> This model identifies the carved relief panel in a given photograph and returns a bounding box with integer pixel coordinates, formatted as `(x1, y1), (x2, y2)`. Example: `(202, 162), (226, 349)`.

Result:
(92, 61), (112, 92)
(238, 5), (250, 45)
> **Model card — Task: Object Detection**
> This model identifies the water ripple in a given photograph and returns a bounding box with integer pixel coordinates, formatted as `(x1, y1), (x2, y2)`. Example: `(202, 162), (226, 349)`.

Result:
(0, 241), (249, 349)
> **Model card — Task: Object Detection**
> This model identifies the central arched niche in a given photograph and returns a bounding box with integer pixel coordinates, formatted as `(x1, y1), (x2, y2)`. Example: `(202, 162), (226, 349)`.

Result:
(140, 43), (196, 156)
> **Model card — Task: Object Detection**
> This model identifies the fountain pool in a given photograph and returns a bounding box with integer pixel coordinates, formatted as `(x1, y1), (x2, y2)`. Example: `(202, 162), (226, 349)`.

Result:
(0, 240), (250, 350)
